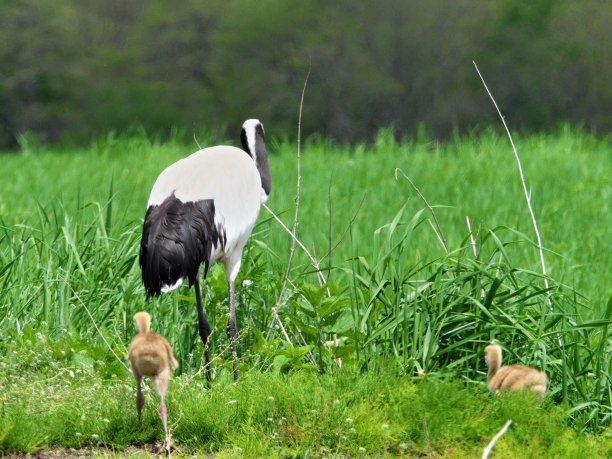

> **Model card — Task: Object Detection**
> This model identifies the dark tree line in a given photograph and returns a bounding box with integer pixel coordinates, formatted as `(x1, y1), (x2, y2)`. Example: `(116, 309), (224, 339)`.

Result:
(1, 0), (611, 148)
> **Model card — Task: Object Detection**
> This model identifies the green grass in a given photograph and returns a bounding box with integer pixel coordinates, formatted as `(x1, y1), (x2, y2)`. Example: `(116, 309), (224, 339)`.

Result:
(2, 335), (611, 457)
(2, 125), (609, 305)
(1, 125), (612, 455)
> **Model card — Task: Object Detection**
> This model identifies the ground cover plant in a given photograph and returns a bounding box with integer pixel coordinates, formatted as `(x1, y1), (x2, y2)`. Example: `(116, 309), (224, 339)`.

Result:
(2, 337), (612, 457)
(1, 126), (612, 455)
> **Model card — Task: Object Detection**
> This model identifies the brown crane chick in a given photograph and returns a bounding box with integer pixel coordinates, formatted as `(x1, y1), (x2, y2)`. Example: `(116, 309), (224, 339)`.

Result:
(484, 344), (548, 399)
(127, 311), (178, 450)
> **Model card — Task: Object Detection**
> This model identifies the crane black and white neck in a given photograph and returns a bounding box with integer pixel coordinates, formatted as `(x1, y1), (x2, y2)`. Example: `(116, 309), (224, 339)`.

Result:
(139, 119), (271, 381)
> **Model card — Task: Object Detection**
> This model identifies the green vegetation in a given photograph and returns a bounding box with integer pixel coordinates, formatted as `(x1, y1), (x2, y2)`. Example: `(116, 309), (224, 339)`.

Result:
(2, 335), (612, 457)
(1, 128), (612, 455)
(3, 0), (612, 147)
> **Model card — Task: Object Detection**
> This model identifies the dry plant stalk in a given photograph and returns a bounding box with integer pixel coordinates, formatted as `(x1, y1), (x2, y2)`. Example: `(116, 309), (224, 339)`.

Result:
(276, 68), (311, 308)
(261, 67), (330, 370)
(264, 69), (311, 346)
(264, 64), (365, 370)
(482, 419), (513, 459)
(472, 61), (552, 310)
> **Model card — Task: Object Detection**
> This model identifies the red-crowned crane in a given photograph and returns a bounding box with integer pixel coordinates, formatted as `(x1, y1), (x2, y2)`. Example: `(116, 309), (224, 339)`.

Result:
(127, 311), (179, 451)
(139, 119), (271, 382)
(484, 344), (548, 399)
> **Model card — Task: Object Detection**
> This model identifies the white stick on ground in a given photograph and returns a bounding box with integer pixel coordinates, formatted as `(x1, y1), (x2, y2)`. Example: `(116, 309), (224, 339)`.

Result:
(482, 419), (513, 459)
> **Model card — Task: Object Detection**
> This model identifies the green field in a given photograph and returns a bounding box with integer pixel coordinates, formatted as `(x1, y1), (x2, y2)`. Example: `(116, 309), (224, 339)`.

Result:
(1, 126), (612, 456)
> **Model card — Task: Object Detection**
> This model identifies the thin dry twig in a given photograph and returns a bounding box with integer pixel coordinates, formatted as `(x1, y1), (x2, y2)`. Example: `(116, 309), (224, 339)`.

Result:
(277, 67), (310, 306)
(395, 167), (449, 254)
(266, 68), (311, 343)
(472, 61), (552, 309)
(482, 419), (513, 459)
(263, 203), (318, 266)
(310, 244), (331, 293)
(427, 219), (448, 254)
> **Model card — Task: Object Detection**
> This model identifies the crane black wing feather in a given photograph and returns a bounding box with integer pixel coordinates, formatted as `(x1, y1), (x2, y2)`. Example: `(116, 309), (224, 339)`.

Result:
(140, 193), (223, 298)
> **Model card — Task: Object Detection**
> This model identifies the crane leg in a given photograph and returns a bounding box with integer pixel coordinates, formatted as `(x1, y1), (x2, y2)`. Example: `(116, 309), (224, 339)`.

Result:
(158, 394), (170, 451)
(136, 380), (145, 421)
(194, 277), (212, 382)
(227, 279), (239, 382)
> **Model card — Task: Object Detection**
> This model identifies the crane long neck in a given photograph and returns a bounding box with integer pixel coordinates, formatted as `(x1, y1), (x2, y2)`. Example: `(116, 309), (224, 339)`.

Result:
(255, 143), (271, 197)
(241, 121), (271, 197)
(135, 315), (151, 334)
(487, 353), (501, 379)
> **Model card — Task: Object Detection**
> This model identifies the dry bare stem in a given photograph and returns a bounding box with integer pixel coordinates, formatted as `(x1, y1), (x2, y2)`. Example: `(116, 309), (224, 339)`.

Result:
(262, 66), (332, 367)
(264, 67), (330, 337)
(472, 61), (552, 309)
(276, 68), (310, 308)
(264, 69), (311, 344)
(482, 419), (513, 459)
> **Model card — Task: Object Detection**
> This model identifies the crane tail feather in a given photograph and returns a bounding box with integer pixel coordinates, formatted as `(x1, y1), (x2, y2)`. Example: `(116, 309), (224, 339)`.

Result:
(140, 193), (223, 298)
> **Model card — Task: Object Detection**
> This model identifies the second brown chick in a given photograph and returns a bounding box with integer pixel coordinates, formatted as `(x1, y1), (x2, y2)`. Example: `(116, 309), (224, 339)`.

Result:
(484, 344), (547, 399)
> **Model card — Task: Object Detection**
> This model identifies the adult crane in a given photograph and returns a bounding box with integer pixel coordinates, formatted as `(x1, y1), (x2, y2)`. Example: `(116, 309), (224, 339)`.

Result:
(139, 119), (271, 381)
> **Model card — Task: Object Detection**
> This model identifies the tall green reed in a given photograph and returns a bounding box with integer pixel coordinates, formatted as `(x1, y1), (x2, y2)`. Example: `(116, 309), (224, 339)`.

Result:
(1, 129), (611, 434)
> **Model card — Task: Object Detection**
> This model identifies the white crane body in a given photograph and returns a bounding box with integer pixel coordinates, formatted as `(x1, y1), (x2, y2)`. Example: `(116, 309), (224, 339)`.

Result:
(139, 119), (270, 381)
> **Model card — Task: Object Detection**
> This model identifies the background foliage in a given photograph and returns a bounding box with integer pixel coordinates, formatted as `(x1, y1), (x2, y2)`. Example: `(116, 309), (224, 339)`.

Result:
(2, 0), (612, 147)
